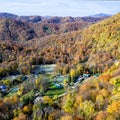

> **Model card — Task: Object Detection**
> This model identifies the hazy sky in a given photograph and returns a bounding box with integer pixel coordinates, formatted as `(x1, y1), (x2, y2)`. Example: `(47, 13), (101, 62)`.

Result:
(0, 0), (120, 16)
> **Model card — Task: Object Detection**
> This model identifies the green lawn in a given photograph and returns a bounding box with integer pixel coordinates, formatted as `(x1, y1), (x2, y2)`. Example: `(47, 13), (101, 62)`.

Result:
(44, 88), (65, 96)
(56, 76), (68, 83)
(44, 74), (67, 96)
(45, 74), (55, 81)
(49, 84), (57, 89)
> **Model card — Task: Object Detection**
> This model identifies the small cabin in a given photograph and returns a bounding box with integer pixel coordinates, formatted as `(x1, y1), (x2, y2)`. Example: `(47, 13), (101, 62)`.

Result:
(55, 83), (63, 89)
(83, 74), (91, 78)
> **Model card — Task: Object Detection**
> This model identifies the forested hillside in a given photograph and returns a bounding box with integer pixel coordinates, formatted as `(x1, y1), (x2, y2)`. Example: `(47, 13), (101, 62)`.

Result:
(0, 18), (36, 41)
(0, 13), (120, 77)
(27, 12), (120, 73)
(73, 13), (120, 71)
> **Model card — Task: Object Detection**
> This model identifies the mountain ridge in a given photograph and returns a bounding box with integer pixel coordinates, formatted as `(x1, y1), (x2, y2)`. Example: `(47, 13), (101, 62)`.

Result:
(90, 13), (111, 18)
(0, 12), (110, 23)
(0, 12), (110, 41)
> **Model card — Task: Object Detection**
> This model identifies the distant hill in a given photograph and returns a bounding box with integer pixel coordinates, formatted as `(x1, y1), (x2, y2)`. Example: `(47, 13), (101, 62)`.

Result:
(0, 12), (110, 23)
(0, 17), (94, 40)
(36, 16), (109, 24)
(0, 12), (18, 19)
(90, 13), (111, 18)
(25, 15), (108, 38)
(16, 16), (43, 23)
(0, 12), (109, 40)
(0, 12), (110, 39)
(0, 18), (36, 41)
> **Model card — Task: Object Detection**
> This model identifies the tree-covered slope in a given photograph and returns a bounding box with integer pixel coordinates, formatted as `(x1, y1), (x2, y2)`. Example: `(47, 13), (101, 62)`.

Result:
(0, 13), (119, 77)
(72, 13), (120, 71)
(29, 12), (120, 72)
(0, 18), (37, 41)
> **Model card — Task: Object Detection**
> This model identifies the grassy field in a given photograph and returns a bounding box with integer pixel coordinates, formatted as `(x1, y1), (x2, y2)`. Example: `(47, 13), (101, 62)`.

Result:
(56, 75), (68, 83)
(44, 73), (68, 96)
(3, 65), (67, 98)
(45, 88), (65, 96)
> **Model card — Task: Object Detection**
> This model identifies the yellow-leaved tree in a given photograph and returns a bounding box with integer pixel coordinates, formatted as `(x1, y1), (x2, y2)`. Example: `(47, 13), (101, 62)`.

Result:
(107, 100), (120, 119)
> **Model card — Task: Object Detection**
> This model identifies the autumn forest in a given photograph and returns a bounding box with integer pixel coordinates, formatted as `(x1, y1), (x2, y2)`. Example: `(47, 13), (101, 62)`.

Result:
(0, 12), (120, 120)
